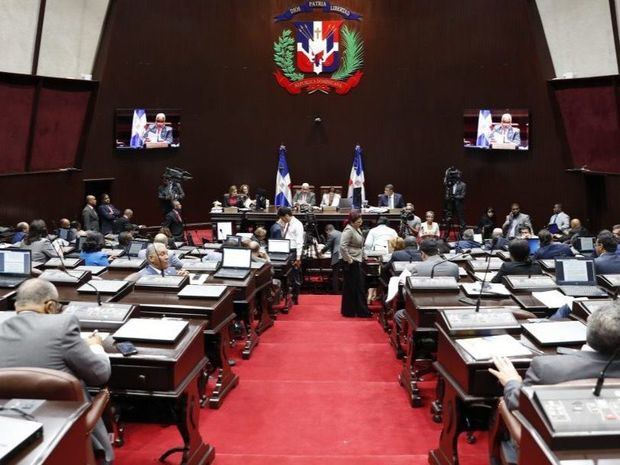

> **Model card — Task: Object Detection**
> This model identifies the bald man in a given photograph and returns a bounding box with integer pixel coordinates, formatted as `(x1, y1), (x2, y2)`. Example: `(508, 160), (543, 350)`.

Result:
(137, 234), (184, 269)
(82, 195), (100, 232)
(143, 112), (173, 145)
(132, 243), (188, 279)
(490, 113), (521, 146)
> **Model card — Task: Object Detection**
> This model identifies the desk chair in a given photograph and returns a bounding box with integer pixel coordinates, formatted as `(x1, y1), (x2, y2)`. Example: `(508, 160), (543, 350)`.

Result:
(488, 377), (620, 465)
(0, 367), (110, 465)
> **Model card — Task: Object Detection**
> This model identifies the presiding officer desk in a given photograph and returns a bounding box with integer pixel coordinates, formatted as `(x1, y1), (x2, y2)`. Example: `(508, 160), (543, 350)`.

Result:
(0, 399), (90, 465)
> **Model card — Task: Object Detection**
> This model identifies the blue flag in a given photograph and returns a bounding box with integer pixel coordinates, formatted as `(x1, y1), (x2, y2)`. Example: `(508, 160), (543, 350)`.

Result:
(274, 145), (292, 206)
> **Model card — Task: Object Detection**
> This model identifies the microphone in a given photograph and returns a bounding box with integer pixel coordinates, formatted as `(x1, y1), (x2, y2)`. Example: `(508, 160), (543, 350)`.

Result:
(475, 253), (492, 313)
(153, 245), (167, 278)
(593, 347), (620, 397)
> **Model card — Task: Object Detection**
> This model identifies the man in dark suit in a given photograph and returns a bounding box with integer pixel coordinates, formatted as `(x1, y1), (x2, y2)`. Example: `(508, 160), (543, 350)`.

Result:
(594, 231), (620, 274)
(454, 229), (481, 251)
(491, 239), (543, 283)
(563, 218), (591, 248)
(484, 228), (510, 251)
(320, 224), (342, 292)
(163, 200), (185, 241)
(534, 229), (573, 260)
(56, 218), (77, 243)
(143, 112), (174, 145)
(0, 278), (113, 462)
(82, 195), (100, 232)
(378, 184), (405, 208)
(390, 235), (422, 263)
(97, 193), (120, 235)
(490, 301), (620, 411)
(113, 209), (137, 234)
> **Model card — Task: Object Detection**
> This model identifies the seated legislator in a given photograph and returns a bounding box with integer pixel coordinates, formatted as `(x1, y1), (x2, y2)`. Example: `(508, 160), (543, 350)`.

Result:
(484, 228), (510, 251)
(491, 239), (543, 283)
(477, 207), (497, 240)
(143, 112), (173, 144)
(79, 232), (110, 266)
(127, 243), (188, 280)
(162, 200), (185, 241)
(320, 187), (341, 208)
(97, 193), (120, 235)
(489, 113), (521, 147)
(239, 184), (255, 208)
(454, 228), (481, 251)
(56, 218), (77, 243)
(113, 209), (136, 234)
(0, 278), (113, 462)
(12, 221), (29, 244)
(378, 184), (405, 208)
(82, 195), (100, 232)
(223, 185), (242, 207)
(364, 217), (398, 252)
(138, 234), (183, 269)
(564, 218), (591, 249)
(490, 301), (620, 411)
(293, 182), (316, 207)
(533, 229), (573, 260)
(390, 235), (422, 263)
(594, 230), (620, 274)
(516, 225), (533, 239)
(251, 227), (268, 248)
(17, 219), (58, 262)
(249, 240), (270, 263)
(548, 203), (570, 234)
(419, 211), (440, 238)
(502, 203), (532, 239)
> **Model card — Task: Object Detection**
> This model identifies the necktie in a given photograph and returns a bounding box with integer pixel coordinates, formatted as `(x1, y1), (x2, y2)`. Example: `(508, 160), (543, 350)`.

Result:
(175, 211), (181, 223)
(282, 223), (289, 238)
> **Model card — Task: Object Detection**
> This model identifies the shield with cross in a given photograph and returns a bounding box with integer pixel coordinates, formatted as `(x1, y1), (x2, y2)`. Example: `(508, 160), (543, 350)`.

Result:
(295, 20), (342, 75)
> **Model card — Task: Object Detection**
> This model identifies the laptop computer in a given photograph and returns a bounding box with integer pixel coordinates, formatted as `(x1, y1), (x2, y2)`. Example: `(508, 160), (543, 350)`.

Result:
(0, 249), (31, 288)
(223, 235), (242, 247)
(577, 237), (595, 253)
(527, 237), (540, 255)
(213, 247), (252, 280)
(126, 240), (149, 257)
(547, 223), (560, 235)
(267, 239), (292, 262)
(215, 222), (233, 241)
(555, 258), (608, 297)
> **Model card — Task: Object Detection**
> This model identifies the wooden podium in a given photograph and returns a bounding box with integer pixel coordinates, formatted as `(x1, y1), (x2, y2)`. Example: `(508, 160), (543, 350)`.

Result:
(145, 141), (169, 149)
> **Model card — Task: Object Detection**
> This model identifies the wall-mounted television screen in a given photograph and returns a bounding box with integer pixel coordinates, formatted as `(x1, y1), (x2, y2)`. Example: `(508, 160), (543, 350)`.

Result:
(463, 109), (529, 150)
(115, 108), (181, 150)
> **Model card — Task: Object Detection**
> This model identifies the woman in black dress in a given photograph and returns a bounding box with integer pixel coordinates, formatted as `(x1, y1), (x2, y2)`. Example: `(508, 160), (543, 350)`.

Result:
(339, 211), (372, 318)
(478, 207), (496, 240)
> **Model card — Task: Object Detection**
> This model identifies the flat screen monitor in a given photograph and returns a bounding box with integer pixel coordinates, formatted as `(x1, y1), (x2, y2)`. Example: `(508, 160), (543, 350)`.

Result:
(216, 222), (233, 241)
(222, 248), (251, 269)
(464, 109), (529, 151)
(115, 108), (181, 150)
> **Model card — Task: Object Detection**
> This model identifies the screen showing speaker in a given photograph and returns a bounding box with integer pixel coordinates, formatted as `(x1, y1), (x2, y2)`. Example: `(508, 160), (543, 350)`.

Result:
(115, 108), (181, 150)
(463, 109), (529, 151)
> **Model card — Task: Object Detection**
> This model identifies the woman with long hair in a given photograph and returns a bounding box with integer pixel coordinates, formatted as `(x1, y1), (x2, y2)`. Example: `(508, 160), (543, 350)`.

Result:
(339, 211), (372, 318)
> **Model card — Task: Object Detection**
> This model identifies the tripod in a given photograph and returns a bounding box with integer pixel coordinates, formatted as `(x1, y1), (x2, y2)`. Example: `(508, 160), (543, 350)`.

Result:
(440, 202), (462, 241)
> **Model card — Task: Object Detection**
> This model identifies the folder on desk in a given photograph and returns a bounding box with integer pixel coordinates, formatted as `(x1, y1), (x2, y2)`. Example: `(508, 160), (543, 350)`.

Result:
(461, 282), (511, 297)
(504, 275), (557, 291)
(113, 318), (189, 344)
(441, 309), (520, 336)
(62, 302), (136, 330)
(108, 257), (146, 270)
(39, 268), (90, 285)
(135, 274), (188, 290)
(521, 321), (587, 346)
(0, 416), (43, 463)
(456, 334), (533, 360)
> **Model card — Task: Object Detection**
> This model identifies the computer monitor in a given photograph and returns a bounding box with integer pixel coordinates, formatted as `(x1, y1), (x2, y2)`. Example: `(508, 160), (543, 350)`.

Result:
(216, 222), (233, 241)
(555, 259), (596, 285)
(527, 238), (540, 255)
(578, 237), (595, 253)
(0, 249), (31, 275)
(268, 239), (291, 253)
(127, 240), (148, 257)
(224, 235), (241, 247)
(221, 248), (251, 268)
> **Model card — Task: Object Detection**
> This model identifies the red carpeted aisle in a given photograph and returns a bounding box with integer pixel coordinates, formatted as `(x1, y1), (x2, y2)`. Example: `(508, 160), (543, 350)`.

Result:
(115, 295), (488, 464)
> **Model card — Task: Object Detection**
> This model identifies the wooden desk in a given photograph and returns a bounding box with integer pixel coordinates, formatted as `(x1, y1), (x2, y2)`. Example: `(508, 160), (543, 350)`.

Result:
(102, 320), (215, 465)
(399, 287), (516, 407)
(0, 289), (16, 310)
(0, 399), (89, 465)
(114, 289), (238, 409)
(55, 281), (134, 305)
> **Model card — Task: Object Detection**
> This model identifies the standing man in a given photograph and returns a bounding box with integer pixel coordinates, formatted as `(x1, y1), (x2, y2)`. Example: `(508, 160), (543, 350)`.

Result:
(82, 195), (100, 232)
(548, 203), (570, 234)
(293, 183), (316, 207)
(378, 184), (405, 208)
(97, 193), (120, 235)
(443, 167), (467, 230)
(143, 112), (173, 144)
(502, 203), (532, 239)
(320, 224), (342, 293)
(278, 207), (304, 304)
(163, 200), (185, 242)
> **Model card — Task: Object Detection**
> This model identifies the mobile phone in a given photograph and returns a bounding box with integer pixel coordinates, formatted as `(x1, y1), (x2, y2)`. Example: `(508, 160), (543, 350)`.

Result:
(116, 341), (138, 356)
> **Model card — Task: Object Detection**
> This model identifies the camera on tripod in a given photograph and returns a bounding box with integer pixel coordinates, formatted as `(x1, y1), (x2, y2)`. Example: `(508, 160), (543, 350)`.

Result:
(400, 209), (414, 222)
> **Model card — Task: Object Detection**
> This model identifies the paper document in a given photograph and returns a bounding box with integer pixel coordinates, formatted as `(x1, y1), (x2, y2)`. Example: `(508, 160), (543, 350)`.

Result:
(456, 334), (533, 360)
(532, 290), (576, 308)
(474, 271), (498, 282)
(80, 331), (110, 341)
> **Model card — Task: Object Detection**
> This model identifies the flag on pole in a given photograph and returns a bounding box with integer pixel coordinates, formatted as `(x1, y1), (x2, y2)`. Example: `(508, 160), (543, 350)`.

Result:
(130, 108), (147, 148)
(476, 109), (492, 147)
(347, 144), (366, 204)
(274, 145), (292, 207)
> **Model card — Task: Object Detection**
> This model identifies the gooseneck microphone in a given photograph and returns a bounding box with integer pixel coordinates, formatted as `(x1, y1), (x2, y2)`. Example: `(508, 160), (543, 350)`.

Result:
(593, 347), (620, 397)
(430, 250), (469, 278)
(475, 253), (492, 313)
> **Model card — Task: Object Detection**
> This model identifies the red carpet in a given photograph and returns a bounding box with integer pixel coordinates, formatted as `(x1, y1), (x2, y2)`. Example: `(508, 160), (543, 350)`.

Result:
(115, 295), (488, 464)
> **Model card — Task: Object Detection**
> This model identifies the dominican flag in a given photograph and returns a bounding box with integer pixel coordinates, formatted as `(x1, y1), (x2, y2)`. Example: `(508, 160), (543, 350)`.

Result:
(130, 108), (147, 148)
(274, 145), (292, 207)
(476, 109), (493, 147)
(295, 21), (342, 75)
(347, 145), (366, 203)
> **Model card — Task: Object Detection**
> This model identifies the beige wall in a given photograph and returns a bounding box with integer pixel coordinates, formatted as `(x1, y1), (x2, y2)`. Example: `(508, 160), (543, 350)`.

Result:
(0, 0), (40, 74)
(537, 0), (618, 78)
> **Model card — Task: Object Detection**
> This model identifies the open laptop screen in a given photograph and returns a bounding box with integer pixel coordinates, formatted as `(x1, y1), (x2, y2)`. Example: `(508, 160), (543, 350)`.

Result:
(128, 240), (148, 257)
(222, 248), (251, 268)
(555, 259), (596, 285)
(578, 237), (595, 252)
(0, 249), (31, 275)
(527, 238), (540, 255)
(216, 222), (233, 241)
(268, 239), (290, 253)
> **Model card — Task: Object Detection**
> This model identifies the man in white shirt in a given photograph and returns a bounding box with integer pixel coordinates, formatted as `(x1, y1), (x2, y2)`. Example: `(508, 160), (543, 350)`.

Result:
(278, 207), (305, 304)
(364, 217), (398, 252)
(548, 203), (570, 234)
